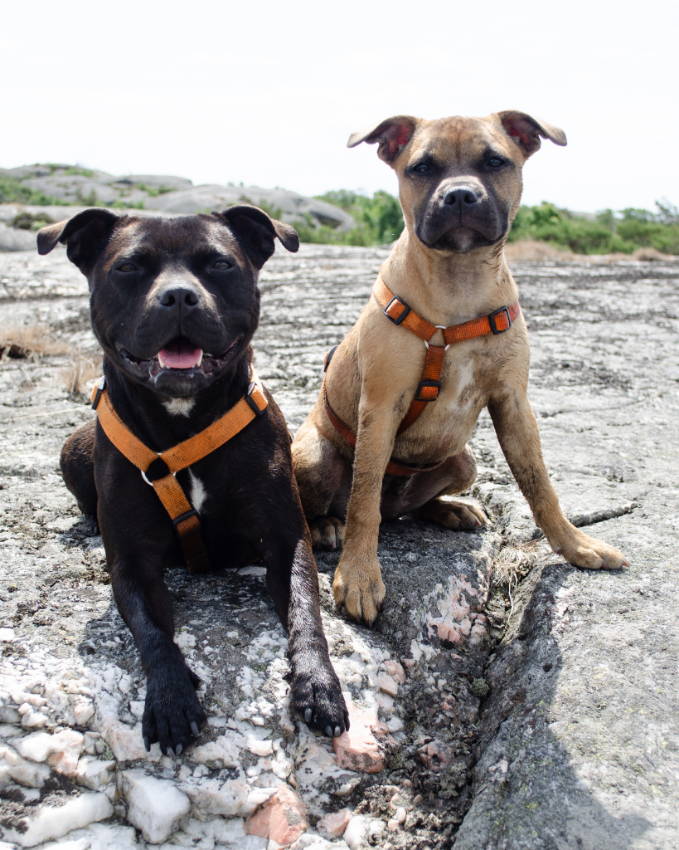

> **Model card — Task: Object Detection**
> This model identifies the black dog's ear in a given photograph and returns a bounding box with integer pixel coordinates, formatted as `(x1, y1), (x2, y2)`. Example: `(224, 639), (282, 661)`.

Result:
(37, 209), (120, 273)
(215, 204), (299, 269)
(496, 111), (567, 158)
(347, 115), (418, 165)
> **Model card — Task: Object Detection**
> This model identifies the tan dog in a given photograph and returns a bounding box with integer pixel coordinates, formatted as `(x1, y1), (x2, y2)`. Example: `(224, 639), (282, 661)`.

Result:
(292, 110), (628, 625)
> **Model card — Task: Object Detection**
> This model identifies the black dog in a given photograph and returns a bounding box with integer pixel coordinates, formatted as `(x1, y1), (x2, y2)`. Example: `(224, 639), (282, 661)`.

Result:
(38, 206), (348, 755)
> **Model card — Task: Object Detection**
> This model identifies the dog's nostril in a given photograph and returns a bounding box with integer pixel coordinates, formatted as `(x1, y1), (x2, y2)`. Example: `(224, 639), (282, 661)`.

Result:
(444, 187), (479, 206)
(158, 287), (198, 308)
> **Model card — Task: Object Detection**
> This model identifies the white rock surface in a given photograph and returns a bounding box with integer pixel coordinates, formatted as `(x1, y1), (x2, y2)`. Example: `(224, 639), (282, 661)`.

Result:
(3, 792), (113, 847)
(122, 769), (191, 843)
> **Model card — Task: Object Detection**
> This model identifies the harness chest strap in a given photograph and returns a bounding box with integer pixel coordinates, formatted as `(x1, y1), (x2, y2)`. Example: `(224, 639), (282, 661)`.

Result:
(323, 280), (520, 475)
(90, 380), (268, 572)
(376, 278), (520, 432)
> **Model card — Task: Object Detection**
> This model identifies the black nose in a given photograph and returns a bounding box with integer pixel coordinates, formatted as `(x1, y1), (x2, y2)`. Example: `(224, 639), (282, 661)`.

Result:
(158, 286), (199, 309)
(443, 186), (480, 206)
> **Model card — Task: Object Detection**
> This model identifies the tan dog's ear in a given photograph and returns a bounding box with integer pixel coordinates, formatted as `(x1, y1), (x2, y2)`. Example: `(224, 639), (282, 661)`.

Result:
(215, 204), (299, 269)
(496, 111), (567, 157)
(37, 209), (119, 273)
(347, 116), (418, 164)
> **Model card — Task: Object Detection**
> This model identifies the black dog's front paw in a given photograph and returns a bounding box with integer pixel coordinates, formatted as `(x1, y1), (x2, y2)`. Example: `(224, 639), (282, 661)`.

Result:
(291, 665), (349, 738)
(143, 664), (206, 756)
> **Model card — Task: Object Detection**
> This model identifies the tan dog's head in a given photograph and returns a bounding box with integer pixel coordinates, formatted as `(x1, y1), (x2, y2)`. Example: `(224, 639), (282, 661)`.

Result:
(348, 111), (566, 253)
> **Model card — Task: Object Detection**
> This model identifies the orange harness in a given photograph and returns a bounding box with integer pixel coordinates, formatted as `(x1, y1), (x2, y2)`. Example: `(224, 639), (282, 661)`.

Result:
(324, 278), (520, 476)
(90, 378), (268, 572)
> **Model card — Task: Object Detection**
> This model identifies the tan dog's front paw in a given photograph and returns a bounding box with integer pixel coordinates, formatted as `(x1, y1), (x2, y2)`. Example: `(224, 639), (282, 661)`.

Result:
(553, 528), (628, 570)
(332, 557), (386, 625)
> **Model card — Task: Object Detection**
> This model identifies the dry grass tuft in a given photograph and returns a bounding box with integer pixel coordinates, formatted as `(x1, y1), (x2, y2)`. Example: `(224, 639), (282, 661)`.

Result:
(506, 239), (679, 264)
(62, 353), (101, 400)
(506, 240), (578, 263)
(0, 325), (69, 360)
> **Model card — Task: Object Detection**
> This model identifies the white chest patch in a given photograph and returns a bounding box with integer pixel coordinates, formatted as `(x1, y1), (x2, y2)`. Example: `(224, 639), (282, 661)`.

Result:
(446, 361), (476, 412)
(189, 471), (207, 513)
(163, 397), (195, 417)
(455, 361), (475, 395)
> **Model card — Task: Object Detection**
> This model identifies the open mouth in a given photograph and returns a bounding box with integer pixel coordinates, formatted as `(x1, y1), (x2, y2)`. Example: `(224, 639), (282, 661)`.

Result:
(119, 335), (243, 381)
(157, 338), (203, 370)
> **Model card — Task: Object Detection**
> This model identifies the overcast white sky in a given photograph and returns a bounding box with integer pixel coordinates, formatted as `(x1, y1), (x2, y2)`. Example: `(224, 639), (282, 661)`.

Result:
(3, 0), (677, 212)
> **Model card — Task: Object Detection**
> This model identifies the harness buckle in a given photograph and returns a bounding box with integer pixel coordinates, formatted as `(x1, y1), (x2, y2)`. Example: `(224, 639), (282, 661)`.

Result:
(246, 383), (267, 416)
(173, 508), (199, 528)
(488, 306), (512, 334)
(415, 379), (441, 402)
(384, 295), (411, 325)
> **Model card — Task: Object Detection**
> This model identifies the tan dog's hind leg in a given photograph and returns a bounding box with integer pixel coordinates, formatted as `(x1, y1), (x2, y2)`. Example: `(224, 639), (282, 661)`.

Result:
(414, 497), (487, 531)
(489, 391), (628, 569)
(292, 419), (350, 550)
(381, 447), (487, 529)
(413, 448), (486, 530)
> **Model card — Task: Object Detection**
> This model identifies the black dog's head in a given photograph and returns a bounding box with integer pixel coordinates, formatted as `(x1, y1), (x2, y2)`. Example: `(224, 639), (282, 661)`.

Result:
(38, 206), (298, 398)
(348, 110), (567, 254)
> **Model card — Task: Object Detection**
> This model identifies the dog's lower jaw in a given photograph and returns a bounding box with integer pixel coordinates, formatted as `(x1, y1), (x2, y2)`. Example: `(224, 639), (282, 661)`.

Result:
(115, 336), (246, 398)
(415, 222), (506, 254)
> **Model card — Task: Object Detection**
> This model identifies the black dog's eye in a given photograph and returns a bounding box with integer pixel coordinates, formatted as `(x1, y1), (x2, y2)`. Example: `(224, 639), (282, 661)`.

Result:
(485, 155), (508, 169)
(115, 260), (140, 274)
(210, 257), (233, 271)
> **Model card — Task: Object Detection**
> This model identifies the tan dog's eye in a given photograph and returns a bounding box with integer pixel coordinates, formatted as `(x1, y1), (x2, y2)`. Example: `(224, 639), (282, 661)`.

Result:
(409, 160), (433, 176)
(485, 155), (507, 169)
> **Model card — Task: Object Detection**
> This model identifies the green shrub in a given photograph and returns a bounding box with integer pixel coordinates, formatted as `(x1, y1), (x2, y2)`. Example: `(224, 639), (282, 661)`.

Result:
(11, 211), (51, 231)
(508, 201), (679, 254)
(0, 176), (62, 206)
(111, 199), (146, 210)
(62, 166), (95, 178)
(303, 189), (404, 245)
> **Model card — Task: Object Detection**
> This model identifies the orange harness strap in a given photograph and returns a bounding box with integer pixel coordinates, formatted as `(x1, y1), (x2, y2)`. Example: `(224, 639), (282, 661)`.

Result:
(323, 280), (520, 476)
(321, 382), (440, 477)
(375, 279), (520, 433)
(90, 379), (268, 572)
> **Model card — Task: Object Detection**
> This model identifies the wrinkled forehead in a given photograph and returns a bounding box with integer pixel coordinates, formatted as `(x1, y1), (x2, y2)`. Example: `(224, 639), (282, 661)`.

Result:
(406, 115), (512, 162)
(104, 216), (243, 262)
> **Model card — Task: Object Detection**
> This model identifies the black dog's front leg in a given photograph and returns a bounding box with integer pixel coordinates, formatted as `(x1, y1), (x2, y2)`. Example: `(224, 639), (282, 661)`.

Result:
(110, 559), (206, 755)
(267, 531), (349, 737)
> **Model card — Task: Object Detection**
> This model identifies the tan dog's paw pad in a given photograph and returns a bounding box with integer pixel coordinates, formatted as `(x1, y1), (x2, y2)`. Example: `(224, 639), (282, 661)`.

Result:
(556, 530), (628, 570)
(332, 559), (386, 626)
(416, 498), (487, 531)
(310, 516), (345, 550)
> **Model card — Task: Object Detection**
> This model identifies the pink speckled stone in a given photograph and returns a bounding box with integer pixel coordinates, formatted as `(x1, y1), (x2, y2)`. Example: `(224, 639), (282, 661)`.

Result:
(245, 784), (308, 846)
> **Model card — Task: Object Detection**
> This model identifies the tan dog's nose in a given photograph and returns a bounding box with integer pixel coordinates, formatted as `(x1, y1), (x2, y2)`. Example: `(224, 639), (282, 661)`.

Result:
(443, 185), (481, 206)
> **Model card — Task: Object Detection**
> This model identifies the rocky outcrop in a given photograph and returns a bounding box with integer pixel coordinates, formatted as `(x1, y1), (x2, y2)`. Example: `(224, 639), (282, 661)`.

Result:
(0, 244), (677, 848)
(0, 165), (354, 250)
(144, 184), (355, 230)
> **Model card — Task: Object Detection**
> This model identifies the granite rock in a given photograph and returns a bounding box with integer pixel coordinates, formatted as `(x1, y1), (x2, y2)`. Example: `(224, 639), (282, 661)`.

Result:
(0, 244), (677, 848)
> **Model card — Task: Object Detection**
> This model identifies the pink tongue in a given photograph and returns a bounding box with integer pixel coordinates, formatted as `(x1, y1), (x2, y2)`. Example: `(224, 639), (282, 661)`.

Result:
(158, 341), (203, 369)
